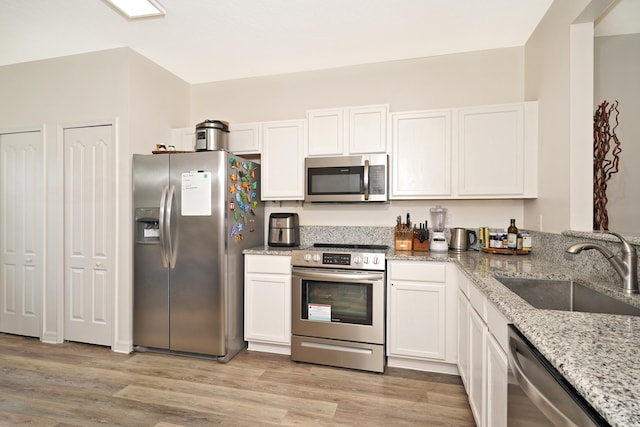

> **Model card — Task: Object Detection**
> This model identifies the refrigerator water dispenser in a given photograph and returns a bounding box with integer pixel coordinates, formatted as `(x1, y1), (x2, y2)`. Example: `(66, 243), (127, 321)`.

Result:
(135, 208), (160, 243)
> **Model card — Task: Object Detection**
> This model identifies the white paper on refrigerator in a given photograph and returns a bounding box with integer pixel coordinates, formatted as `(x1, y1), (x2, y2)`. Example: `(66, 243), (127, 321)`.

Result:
(181, 171), (211, 216)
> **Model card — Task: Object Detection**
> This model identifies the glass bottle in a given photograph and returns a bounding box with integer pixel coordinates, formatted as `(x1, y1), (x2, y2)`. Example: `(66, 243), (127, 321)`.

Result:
(507, 219), (518, 249)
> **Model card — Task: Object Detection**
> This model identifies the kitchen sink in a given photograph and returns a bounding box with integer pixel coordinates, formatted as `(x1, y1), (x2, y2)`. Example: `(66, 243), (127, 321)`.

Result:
(495, 277), (640, 316)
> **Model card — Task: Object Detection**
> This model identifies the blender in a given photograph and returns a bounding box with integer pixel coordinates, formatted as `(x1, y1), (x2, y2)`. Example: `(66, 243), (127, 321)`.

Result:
(430, 205), (448, 251)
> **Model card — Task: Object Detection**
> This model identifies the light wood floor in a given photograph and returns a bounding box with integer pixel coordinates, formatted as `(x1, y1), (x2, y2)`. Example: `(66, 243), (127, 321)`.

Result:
(0, 333), (475, 426)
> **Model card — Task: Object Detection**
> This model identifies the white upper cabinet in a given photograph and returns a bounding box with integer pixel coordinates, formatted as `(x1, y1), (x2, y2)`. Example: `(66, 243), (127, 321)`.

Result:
(170, 127), (196, 151)
(457, 102), (538, 198)
(261, 119), (306, 201)
(390, 110), (452, 198)
(390, 101), (538, 200)
(307, 104), (388, 156)
(229, 122), (261, 155)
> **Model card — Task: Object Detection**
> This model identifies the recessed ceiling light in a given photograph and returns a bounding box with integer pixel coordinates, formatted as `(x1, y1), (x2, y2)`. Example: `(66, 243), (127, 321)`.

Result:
(104, 0), (165, 19)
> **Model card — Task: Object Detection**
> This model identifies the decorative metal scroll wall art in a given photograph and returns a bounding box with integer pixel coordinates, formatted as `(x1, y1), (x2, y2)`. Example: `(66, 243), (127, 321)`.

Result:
(593, 100), (622, 231)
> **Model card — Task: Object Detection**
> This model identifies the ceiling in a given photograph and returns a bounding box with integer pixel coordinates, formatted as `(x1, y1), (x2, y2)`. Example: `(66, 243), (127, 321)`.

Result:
(0, 0), (636, 85)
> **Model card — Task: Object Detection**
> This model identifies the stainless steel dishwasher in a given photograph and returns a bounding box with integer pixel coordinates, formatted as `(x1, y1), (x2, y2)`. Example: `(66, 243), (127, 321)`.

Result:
(507, 325), (610, 426)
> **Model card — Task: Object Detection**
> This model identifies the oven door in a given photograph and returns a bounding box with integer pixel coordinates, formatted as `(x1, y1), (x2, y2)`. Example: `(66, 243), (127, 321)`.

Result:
(291, 267), (385, 344)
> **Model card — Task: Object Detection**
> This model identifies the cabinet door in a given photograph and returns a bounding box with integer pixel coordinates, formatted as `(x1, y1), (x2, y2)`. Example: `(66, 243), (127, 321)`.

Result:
(390, 110), (452, 198)
(244, 272), (291, 344)
(486, 332), (508, 427)
(261, 120), (305, 200)
(349, 105), (387, 154)
(468, 305), (487, 427)
(307, 108), (345, 156)
(229, 123), (261, 154)
(457, 103), (533, 197)
(457, 290), (470, 391)
(170, 127), (195, 151)
(388, 281), (447, 360)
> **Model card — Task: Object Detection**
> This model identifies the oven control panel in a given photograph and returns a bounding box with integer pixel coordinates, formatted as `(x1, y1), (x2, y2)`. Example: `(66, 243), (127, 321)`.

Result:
(291, 249), (386, 271)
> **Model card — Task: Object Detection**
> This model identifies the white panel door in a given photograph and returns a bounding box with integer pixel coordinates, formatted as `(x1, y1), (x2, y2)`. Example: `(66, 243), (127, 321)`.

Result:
(63, 125), (115, 346)
(0, 131), (43, 337)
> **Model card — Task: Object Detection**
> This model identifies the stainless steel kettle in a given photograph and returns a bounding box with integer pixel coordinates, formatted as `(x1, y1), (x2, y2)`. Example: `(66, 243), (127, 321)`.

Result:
(450, 228), (477, 251)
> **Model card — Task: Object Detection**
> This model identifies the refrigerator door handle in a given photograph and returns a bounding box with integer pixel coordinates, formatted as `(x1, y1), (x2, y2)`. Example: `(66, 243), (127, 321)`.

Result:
(166, 184), (178, 269)
(159, 185), (169, 268)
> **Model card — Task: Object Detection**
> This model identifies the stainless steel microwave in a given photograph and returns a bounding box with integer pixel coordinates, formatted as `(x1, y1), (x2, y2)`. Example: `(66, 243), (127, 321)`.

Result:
(305, 154), (388, 202)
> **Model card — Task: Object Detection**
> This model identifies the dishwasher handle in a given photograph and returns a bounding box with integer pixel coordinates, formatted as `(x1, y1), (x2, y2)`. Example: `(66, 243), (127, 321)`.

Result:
(509, 332), (580, 427)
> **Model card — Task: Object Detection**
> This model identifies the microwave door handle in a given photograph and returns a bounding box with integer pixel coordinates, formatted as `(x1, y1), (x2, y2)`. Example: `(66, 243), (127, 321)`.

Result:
(363, 159), (369, 200)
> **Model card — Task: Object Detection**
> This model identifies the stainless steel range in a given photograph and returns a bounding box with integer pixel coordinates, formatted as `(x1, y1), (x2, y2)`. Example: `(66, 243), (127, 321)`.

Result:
(291, 243), (387, 373)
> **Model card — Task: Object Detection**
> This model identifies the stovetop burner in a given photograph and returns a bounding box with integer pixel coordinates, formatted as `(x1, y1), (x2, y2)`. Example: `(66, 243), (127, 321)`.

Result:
(313, 243), (389, 250)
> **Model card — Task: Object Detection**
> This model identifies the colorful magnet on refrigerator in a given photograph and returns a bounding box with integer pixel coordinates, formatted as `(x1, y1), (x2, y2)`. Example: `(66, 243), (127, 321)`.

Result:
(231, 173), (237, 183)
(237, 223), (243, 232)
(229, 185), (235, 194)
(235, 234), (243, 243)
(247, 162), (253, 170)
(229, 158), (236, 167)
(229, 201), (235, 211)
(231, 226), (237, 236)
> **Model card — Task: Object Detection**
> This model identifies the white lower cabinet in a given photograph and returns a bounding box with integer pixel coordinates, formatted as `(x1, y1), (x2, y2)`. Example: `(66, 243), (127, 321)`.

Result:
(244, 254), (292, 355)
(486, 332), (508, 427)
(457, 267), (508, 427)
(386, 261), (458, 374)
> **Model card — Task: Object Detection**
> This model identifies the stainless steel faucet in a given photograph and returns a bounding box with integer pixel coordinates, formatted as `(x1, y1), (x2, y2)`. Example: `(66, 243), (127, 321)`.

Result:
(566, 232), (638, 294)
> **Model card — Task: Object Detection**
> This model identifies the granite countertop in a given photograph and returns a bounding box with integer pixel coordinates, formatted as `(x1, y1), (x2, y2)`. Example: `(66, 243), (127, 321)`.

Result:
(244, 245), (640, 426)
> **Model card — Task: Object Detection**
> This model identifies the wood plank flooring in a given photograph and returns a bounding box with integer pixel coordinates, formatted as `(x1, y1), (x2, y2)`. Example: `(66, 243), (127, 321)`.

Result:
(0, 334), (475, 426)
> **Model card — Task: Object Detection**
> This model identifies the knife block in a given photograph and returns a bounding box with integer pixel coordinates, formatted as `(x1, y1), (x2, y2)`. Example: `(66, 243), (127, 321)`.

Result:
(412, 234), (430, 251)
(394, 226), (413, 251)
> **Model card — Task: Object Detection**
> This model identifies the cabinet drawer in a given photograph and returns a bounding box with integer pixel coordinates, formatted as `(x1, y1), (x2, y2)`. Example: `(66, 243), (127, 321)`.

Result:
(468, 281), (487, 321)
(245, 255), (291, 274)
(389, 261), (447, 282)
(487, 301), (509, 353)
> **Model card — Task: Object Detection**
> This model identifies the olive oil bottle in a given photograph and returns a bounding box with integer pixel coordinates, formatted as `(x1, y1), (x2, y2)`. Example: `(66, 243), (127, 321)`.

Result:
(507, 219), (518, 249)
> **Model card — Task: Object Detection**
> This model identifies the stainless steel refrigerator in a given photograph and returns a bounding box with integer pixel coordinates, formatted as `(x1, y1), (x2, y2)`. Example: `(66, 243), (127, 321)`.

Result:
(133, 151), (263, 361)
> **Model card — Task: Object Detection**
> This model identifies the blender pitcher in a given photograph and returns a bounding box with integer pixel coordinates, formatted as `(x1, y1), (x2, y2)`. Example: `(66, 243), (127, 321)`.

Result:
(430, 205), (448, 251)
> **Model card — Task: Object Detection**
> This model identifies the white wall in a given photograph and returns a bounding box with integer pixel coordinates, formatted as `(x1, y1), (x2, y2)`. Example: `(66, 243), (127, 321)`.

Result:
(192, 48), (528, 231)
(523, 0), (592, 233)
(0, 48), (190, 350)
(594, 33), (640, 233)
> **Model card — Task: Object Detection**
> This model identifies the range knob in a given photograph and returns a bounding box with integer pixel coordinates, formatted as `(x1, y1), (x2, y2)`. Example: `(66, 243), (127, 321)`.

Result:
(353, 256), (362, 264)
(363, 256), (369, 264)
(304, 253), (312, 262)
(312, 254), (321, 262)
(373, 257), (380, 265)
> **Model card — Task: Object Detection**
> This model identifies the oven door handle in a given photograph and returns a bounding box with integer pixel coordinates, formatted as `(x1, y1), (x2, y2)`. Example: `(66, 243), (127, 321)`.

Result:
(292, 267), (383, 283)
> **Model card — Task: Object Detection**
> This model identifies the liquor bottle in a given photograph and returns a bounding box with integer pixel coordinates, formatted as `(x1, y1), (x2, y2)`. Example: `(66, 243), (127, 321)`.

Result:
(507, 219), (518, 249)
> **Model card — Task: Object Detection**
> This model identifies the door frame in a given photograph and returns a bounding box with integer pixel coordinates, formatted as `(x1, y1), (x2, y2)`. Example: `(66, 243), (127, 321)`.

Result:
(53, 119), (119, 349)
(0, 124), (46, 339)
